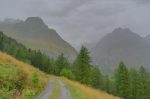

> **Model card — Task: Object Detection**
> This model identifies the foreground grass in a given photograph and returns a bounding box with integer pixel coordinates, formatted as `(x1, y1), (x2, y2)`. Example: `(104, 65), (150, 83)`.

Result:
(67, 82), (87, 99)
(0, 63), (18, 98)
(63, 77), (121, 99)
(0, 52), (49, 99)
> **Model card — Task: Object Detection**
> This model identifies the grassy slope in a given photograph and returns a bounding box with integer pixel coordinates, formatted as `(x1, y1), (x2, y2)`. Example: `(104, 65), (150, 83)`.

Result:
(0, 52), (120, 99)
(63, 77), (121, 99)
(0, 52), (49, 99)
(50, 77), (121, 99)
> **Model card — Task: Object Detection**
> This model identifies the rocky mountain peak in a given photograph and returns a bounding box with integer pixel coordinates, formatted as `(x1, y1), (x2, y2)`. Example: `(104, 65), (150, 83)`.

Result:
(25, 17), (46, 27)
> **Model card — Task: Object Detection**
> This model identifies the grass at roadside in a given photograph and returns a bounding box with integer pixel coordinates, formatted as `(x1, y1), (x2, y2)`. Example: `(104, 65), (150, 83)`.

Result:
(67, 83), (87, 99)
(63, 77), (121, 99)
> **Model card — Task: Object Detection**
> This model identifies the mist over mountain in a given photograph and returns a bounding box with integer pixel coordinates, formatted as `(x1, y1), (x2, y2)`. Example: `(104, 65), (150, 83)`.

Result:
(82, 42), (97, 52)
(91, 28), (150, 73)
(145, 34), (150, 44)
(0, 17), (77, 59)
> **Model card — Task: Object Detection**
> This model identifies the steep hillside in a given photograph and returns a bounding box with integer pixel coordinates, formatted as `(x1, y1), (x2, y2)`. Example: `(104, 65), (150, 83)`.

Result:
(91, 28), (150, 73)
(0, 52), (50, 98)
(0, 17), (77, 59)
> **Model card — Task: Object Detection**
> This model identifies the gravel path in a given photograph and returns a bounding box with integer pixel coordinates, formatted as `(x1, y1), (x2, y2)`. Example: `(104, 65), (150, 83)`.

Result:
(58, 80), (72, 99)
(36, 81), (55, 99)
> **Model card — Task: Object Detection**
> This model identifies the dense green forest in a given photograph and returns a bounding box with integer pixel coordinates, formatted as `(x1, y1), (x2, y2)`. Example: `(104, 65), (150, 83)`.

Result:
(0, 31), (150, 99)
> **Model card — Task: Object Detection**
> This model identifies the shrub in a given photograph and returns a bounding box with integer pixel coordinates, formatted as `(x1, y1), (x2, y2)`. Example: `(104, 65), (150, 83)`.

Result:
(60, 68), (75, 80)
(24, 89), (36, 99)
(15, 70), (28, 91)
(32, 72), (40, 86)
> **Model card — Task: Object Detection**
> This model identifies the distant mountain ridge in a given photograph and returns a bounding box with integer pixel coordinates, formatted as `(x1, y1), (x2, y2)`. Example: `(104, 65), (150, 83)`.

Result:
(145, 34), (150, 44)
(0, 17), (77, 59)
(91, 28), (150, 73)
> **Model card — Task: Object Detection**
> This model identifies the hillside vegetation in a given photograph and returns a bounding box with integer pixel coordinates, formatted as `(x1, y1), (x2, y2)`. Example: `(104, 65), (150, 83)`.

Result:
(63, 77), (121, 99)
(0, 52), (49, 99)
(0, 31), (149, 99)
(0, 52), (120, 99)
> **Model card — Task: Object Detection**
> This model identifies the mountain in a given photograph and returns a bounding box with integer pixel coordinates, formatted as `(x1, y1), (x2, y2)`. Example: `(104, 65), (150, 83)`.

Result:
(145, 34), (150, 44)
(83, 42), (97, 51)
(91, 28), (150, 73)
(0, 17), (77, 59)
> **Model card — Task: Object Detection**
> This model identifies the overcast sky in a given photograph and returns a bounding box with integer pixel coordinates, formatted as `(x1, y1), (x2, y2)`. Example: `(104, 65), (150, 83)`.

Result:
(0, 0), (150, 48)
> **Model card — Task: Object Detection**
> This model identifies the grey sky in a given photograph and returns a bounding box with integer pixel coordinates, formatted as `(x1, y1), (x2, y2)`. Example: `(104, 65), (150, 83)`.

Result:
(0, 0), (150, 48)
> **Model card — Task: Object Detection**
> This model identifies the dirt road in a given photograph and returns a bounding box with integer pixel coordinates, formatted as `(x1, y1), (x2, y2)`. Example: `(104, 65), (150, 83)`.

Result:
(58, 80), (72, 99)
(36, 80), (72, 99)
(36, 81), (55, 99)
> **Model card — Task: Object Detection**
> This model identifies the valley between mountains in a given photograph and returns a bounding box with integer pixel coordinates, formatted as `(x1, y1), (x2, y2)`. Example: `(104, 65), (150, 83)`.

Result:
(0, 17), (150, 99)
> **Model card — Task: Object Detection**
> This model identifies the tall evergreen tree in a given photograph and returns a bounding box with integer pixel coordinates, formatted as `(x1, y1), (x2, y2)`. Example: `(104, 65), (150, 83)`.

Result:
(0, 32), (3, 50)
(114, 61), (131, 99)
(139, 66), (150, 99)
(130, 68), (143, 99)
(103, 75), (111, 93)
(89, 67), (103, 88)
(74, 46), (91, 84)
(54, 53), (69, 75)
(41, 54), (51, 72)
(30, 50), (42, 68)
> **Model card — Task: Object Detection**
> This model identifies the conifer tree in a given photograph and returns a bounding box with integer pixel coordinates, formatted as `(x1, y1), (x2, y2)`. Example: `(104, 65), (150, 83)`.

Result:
(74, 46), (91, 84)
(54, 53), (69, 75)
(103, 75), (111, 93)
(89, 67), (103, 88)
(114, 61), (131, 99)
(130, 68), (143, 99)
(0, 32), (3, 50)
(139, 66), (150, 99)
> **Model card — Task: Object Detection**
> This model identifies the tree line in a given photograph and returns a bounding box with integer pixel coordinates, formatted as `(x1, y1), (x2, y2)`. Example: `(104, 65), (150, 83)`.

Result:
(0, 31), (150, 99)
(73, 46), (150, 99)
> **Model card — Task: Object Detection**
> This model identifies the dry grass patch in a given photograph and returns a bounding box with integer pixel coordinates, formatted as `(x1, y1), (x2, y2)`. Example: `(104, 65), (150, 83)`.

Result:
(0, 52), (50, 98)
(63, 77), (121, 99)
(0, 52), (49, 84)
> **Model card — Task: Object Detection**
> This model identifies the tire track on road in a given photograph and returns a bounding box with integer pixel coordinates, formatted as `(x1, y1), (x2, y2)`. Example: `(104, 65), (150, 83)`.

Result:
(58, 80), (72, 99)
(36, 80), (55, 99)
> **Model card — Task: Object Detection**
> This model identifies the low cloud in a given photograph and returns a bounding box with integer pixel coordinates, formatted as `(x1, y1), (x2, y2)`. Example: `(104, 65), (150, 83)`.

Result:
(0, 0), (150, 49)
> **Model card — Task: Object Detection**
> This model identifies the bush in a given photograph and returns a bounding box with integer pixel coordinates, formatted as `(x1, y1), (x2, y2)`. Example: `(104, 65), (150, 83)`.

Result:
(15, 70), (28, 91)
(24, 89), (36, 99)
(60, 68), (75, 80)
(32, 72), (40, 86)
